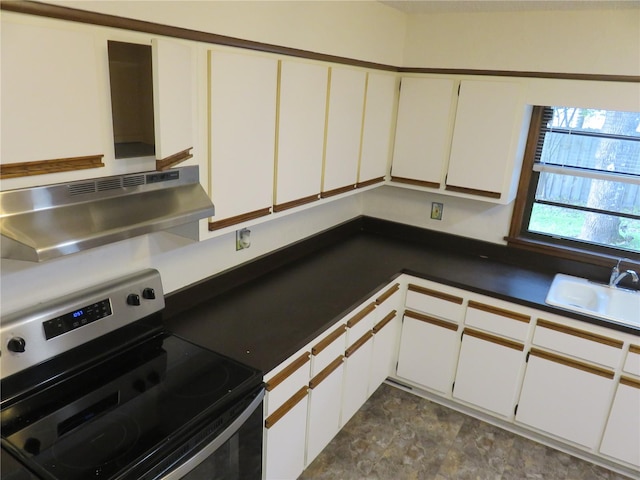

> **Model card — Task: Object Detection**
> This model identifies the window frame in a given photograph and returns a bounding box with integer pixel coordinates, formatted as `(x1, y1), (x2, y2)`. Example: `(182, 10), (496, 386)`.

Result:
(507, 106), (640, 267)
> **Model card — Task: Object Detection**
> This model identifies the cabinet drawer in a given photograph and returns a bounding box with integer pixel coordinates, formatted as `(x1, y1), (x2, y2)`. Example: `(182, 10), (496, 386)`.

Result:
(623, 345), (640, 377)
(375, 283), (401, 308)
(532, 319), (623, 368)
(465, 301), (531, 341)
(265, 351), (311, 416)
(405, 284), (464, 322)
(311, 325), (347, 376)
(345, 302), (376, 344)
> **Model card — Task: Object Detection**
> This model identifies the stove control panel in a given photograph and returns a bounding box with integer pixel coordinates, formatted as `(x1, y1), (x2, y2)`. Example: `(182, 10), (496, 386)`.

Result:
(0, 269), (164, 379)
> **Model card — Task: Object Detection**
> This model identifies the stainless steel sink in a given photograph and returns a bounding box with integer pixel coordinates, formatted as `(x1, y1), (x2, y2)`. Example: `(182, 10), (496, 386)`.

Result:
(545, 274), (640, 328)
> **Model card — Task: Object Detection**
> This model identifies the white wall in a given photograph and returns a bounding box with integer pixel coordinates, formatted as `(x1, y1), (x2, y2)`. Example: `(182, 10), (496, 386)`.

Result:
(362, 186), (514, 244)
(403, 7), (640, 76)
(49, 0), (408, 66)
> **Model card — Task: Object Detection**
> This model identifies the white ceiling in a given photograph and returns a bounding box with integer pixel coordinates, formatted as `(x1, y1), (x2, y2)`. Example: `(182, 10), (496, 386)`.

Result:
(379, 0), (640, 14)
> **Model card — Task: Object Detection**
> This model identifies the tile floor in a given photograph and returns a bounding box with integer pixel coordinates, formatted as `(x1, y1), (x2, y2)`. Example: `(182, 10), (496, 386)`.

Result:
(299, 383), (635, 480)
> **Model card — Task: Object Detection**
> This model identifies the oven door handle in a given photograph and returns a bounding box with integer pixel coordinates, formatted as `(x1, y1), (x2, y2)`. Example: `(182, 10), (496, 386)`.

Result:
(160, 387), (265, 480)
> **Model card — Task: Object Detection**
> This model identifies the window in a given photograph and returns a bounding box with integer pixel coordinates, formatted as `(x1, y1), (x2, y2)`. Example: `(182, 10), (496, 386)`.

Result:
(509, 106), (640, 263)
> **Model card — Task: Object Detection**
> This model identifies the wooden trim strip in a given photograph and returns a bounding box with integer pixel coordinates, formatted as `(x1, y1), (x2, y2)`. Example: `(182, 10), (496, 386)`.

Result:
(390, 176), (440, 189)
(3, 2), (640, 83)
(156, 147), (193, 171)
(273, 194), (319, 213)
(0, 155), (104, 179)
(397, 67), (639, 84)
(265, 352), (310, 391)
(373, 310), (397, 334)
(346, 303), (376, 328)
(445, 184), (501, 199)
(629, 344), (640, 355)
(312, 325), (347, 356)
(375, 283), (400, 305)
(208, 208), (271, 231)
(264, 386), (308, 428)
(529, 348), (615, 379)
(407, 284), (464, 305)
(463, 328), (524, 351)
(620, 376), (640, 389)
(467, 301), (531, 324)
(345, 331), (373, 358)
(536, 319), (623, 349)
(404, 309), (459, 332)
(320, 185), (356, 198)
(356, 177), (385, 189)
(309, 356), (344, 389)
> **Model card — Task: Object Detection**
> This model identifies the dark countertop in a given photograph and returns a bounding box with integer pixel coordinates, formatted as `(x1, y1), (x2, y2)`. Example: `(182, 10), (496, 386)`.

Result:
(164, 217), (639, 373)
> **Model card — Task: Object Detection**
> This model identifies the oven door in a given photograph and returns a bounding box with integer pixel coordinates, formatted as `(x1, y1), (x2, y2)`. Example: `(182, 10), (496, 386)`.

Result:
(162, 388), (264, 480)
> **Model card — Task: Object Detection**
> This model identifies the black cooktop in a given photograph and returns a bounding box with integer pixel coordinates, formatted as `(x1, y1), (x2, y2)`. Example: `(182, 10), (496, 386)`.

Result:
(1, 332), (263, 480)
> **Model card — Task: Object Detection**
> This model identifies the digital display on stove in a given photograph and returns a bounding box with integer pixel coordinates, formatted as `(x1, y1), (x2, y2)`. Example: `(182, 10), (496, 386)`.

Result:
(43, 299), (112, 340)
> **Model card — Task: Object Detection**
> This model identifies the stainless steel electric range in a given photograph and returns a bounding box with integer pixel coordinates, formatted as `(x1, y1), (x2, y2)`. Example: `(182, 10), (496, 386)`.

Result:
(0, 269), (264, 480)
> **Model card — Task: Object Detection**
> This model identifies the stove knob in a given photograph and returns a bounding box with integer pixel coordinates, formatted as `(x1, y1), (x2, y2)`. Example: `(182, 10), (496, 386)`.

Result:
(7, 337), (26, 353)
(142, 288), (156, 300)
(127, 294), (141, 306)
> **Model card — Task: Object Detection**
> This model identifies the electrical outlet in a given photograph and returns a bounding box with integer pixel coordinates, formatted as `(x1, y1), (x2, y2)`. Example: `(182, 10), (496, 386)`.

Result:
(431, 202), (443, 220)
(236, 228), (251, 250)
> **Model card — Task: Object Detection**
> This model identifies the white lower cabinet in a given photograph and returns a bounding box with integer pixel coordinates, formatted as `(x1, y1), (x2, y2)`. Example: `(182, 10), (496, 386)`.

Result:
(453, 329), (525, 417)
(306, 357), (345, 464)
(341, 332), (375, 427)
(599, 378), (640, 468)
(396, 310), (460, 394)
(264, 387), (309, 480)
(369, 310), (400, 394)
(515, 349), (615, 450)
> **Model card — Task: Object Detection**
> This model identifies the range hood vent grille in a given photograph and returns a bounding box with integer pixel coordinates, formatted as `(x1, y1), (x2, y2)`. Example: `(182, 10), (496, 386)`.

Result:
(1, 166), (215, 262)
(68, 182), (97, 196)
(123, 174), (145, 187)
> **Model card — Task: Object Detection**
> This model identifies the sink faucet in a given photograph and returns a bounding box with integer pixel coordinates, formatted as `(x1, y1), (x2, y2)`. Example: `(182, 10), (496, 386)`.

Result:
(609, 258), (639, 288)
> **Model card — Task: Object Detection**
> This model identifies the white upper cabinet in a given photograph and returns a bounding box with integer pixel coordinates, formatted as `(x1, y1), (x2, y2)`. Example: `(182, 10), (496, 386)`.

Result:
(1, 20), (104, 185)
(274, 60), (328, 211)
(390, 76), (531, 203)
(391, 77), (457, 188)
(446, 79), (529, 201)
(151, 38), (194, 163)
(321, 66), (366, 196)
(358, 72), (398, 186)
(208, 51), (277, 228)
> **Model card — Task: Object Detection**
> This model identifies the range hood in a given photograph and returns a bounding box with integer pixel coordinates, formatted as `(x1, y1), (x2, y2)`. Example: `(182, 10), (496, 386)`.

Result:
(0, 166), (215, 262)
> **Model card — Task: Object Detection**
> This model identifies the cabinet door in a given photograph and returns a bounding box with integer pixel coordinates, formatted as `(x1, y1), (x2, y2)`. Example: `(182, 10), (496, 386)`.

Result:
(209, 51), (277, 228)
(453, 329), (525, 417)
(391, 77), (457, 188)
(264, 387), (308, 480)
(341, 332), (374, 427)
(369, 310), (400, 394)
(1, 21), (103, 176)
(152, 38), (194, 163)
(322, 67), (366, 196)
(307, 357), (345, 465)
(396, 311), (460, 394)
(358, 72), (397, 186)
(274, 60), (328, 211)
(446, 79), (525, 200)
(599, 378), (640, 468)
(516, 349), (614, 449)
